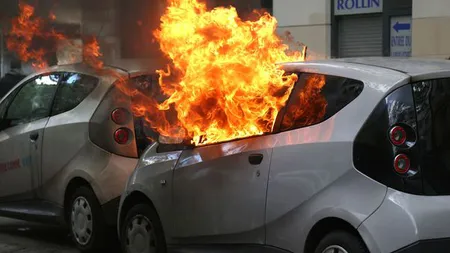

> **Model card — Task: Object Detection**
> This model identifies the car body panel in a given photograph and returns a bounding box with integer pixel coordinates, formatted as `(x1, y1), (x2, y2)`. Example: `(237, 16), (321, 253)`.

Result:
(359, 188), (450, 253)
(265, 81), (390, 251)
(120, 142), (183, 236)
(171, 134), (273, 243)
(0, 117), (48, 200)
(40, 75), (110, 199)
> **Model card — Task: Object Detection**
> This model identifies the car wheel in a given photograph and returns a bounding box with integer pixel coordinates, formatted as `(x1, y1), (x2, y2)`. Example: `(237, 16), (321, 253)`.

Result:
(314, 230), (369, 253)
(69, 185), (107, 252)
(121, 204), (166, 253)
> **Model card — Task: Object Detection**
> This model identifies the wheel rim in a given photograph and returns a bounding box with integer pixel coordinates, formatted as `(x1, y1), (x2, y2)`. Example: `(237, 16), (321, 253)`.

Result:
(71, 196), (93, 246)
(125, 214), (157, 253)
(322, 245), (349, 253)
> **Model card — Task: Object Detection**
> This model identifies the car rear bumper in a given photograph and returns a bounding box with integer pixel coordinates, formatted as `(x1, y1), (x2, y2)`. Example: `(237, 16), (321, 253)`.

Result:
(358, 188), (450, 253)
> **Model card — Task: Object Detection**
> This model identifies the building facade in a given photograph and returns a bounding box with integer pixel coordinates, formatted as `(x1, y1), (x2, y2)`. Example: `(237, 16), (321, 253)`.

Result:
(274, 0), (450, 59)
(3, 0), (450, 78)
(0, 0), (270, 78)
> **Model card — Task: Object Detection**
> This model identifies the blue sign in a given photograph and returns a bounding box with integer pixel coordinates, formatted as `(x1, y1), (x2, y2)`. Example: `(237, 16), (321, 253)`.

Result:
(391, 16), (412, 57)
(393, 22), (411, 33)
(335, 0), (383, 15)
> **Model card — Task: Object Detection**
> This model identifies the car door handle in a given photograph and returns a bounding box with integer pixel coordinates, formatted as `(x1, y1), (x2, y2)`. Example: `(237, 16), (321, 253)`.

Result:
(248, 154), (263, 165)
(30, 132), (39, 141)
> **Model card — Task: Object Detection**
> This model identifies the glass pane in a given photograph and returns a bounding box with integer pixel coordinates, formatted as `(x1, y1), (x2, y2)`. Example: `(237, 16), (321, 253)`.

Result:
(280, 73), (363, 132)
(413, 78), (450, 195)
(6, 74), (59, 126)
(51, 72), (99, 115)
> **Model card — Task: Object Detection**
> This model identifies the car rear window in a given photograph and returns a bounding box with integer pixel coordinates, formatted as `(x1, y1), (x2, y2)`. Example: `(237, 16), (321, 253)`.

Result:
(280, 72), (364, 132)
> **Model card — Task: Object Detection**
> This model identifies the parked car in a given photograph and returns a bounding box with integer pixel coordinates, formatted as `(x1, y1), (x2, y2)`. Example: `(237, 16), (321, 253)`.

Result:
(0, 61), (160, 252)
(118, 57), (450, 253)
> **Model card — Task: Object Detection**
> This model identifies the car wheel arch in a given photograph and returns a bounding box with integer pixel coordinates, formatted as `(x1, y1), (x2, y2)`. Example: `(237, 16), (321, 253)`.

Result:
(304, 217), (366, 253)
(119, 191), (159, 230)
(63, 176), (98, 222)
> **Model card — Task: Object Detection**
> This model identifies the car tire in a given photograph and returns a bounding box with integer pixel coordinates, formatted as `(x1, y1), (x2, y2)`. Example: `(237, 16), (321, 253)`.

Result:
(68, 185), (107, 253)
(121, 204), (166, 253)
(314, 230), (369, 253)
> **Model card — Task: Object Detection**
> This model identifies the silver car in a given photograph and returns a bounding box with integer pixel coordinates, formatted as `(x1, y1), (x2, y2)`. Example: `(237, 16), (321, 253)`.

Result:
(118, 57), (450, 253)
(0, 62), (159, 252)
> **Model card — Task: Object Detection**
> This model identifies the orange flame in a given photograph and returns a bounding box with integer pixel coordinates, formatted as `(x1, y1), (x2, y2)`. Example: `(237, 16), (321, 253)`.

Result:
(131, 0), (311, 146)
(6, 3), (67, 69)
(280, 74), (327, 131)
(83, 36), (104, 69)
(7, 3), (103, 70)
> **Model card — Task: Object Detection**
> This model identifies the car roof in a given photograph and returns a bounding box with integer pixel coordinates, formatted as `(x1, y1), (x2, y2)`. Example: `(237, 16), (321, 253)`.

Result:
(335, 57), (450, 77)
(281, 57), (450, 94)
(30, 58), (168, 79)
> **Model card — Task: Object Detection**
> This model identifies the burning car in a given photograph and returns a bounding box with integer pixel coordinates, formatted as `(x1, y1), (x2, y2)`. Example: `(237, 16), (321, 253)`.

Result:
(118, 57), (450, 253)
(0, 61), (161, 252)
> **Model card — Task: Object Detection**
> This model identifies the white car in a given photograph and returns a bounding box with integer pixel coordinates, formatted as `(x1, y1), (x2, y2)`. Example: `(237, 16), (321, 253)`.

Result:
(0, 61), (159, 252)
(118, 57), (450, 253)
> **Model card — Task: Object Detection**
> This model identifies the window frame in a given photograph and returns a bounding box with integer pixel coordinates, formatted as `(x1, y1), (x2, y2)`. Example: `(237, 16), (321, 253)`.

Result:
(49, 72), (100, 117)
(0, 72), (62, 130)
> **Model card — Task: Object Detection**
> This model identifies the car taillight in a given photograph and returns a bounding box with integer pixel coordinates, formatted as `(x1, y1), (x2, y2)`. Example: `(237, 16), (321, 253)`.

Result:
(394, 154), (410, 174)
(389, 125), (407, 146)
(114, 128), (130, 144)
(111, 108), (130, 125)
(353, 85), (423, 194)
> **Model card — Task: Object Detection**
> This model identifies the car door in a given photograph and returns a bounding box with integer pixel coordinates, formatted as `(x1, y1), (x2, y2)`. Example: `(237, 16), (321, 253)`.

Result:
(170, 134), (273, 244)
(40, 72), (99, 196)
(0, 73), (60, 202)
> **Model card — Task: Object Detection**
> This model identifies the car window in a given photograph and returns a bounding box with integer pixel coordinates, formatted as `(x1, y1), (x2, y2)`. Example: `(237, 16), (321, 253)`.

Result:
(280, 73), (364, 131)
(5, 73), (60, 127)
(128, 74), (162, 155)
(51, 72), (99, 116)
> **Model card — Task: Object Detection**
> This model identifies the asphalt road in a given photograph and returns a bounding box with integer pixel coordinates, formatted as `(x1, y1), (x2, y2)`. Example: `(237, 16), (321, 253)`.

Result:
(0, 217), (77, 253)
(0, 217), (123, 253)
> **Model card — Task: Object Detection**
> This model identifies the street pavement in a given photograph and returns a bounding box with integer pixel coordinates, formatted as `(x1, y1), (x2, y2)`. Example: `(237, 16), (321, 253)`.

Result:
(0, 217), (123, 253)
(0, 217), (77, 253)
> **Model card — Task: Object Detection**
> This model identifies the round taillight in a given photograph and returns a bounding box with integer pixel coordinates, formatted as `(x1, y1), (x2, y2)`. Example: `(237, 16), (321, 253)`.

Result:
(394, 154), (410, 174)
(111, 108), (129, 125)
(114, 128), (130, 144)
(389, 126), (407, 146)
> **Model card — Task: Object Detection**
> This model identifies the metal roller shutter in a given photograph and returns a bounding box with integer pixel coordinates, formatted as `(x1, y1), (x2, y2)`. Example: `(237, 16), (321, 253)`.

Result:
(338, 16), (383, 58)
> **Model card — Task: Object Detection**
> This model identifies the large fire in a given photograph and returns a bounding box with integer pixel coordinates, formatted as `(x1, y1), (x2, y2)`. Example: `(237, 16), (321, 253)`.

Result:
(135, 0), (317, 146)
(7, 0), (327, 147)
(6, 3), (66, 69)
(7, 3), (102, 70)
